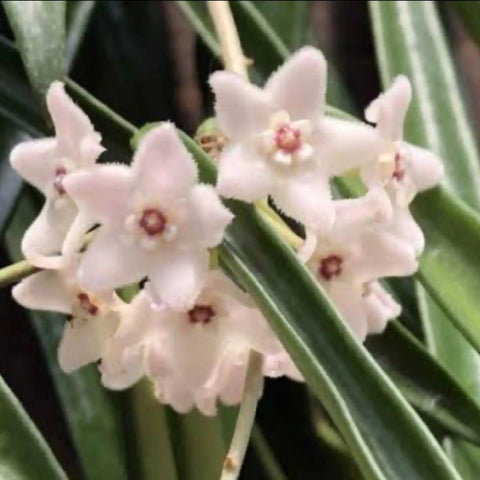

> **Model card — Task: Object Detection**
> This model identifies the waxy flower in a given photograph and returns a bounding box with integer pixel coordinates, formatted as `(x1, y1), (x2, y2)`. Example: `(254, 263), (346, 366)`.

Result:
(101, 271), (294, 415)
(363, 281), (401, 334)
(303, 188), (417, 340)
(210, 46), (382, 233)
(10, 82), (104, 269)
(12, 258), (120, 373)
(64, 124), (233, 309)
(361, 76), (444, 255)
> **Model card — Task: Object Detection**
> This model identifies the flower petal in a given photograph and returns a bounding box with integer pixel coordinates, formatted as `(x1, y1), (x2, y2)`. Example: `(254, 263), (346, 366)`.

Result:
(272, 171), (334, 233)
(22, 199), (77, 269)
(209, 71), (271, 140)
(216, 143), (275, 201)
(58, 311), (119, 373)
(407, 144), (444, 192)
(390, 206), (425, 257)
(365, 75), (411, 141)
(12, 270), (71, 314)
(319, 118), (382, 176)
(100, 341), (144, 390)
(263, 351), (303, 382)
(181, 185), (233, 248)
(353, 230), (418, 282)
(328, 281), (367, 342)
(364, 282), (401, 334)
(47, 82), (101, 164)
(148, 249), (209, 309)
(265, 46), (327, 121)
(10, 138), (57, 194)
(63, 164), (133, 224)
(78, 228), (151, 292)
(132, 123), (198, 200)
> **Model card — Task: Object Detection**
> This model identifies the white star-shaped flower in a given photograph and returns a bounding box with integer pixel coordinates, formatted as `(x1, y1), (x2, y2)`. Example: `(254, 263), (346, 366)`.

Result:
(102, 271), (287, 416)
(210, 46), (382, 233)
(12, 258), (120, 373)
(302, 188), (416, 341)
(361, 76), (444, 255)
(10, 82), (104, 269)
(63, 124), (233, 310)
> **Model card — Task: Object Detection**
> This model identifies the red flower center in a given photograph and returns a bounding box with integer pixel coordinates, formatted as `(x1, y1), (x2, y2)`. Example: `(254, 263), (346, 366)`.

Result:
(392, 153), (405, 181)
(275, 124), (302, 154)
(318, 255), (343, 281)
(139, 208), (167, 236)
(53, 166), (67, 195)
(188, 305), (216, 324)
(77, 293), (99, 316)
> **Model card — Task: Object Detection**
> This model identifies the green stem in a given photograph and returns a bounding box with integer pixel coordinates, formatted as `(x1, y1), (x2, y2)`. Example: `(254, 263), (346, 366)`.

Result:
(220, 352), (263, 480)
(251, 425), (288, 480)
(0, 259), (36, 288)
(64, 77), (137, 136)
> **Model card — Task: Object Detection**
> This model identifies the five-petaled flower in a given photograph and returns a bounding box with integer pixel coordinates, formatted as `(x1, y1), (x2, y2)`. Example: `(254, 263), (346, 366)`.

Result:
(101, 271), (298, 415)
(63, 124), (233, 310)
(210, 46), (383, 233)
(361, 76), (444, 255)
(10, 82), (105, 269)
(12, 257), (120, 373)
(302, 188), (415, 340)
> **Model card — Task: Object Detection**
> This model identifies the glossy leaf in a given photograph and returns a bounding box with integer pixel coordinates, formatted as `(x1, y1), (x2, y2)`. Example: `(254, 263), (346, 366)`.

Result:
(3, 1), (66, 101)
(369, 1), (480, 477)
(0, 374), (66, 480)
(367, 321), (480, 445)
(178, 133), (461, 480)
(66, 1), (96, 69)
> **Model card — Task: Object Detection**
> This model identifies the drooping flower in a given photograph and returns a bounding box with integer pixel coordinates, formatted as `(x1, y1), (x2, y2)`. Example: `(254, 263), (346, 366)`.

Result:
(361, 76), (444, 255)
(101, 271), (297, 415)
(210, 46), (383, 233)
(63, 124), (233, 310)
(302, 188), (417, 340)
(9, 82), (104, 269)
(12, 257), (120, 373)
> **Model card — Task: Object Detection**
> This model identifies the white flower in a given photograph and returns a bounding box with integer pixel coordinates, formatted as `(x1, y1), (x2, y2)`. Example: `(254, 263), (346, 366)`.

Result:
(210, 46), (382, 233)
(12, 258), (120, 373)
(363, 281), (401, 335)
(102, 271), (288, 416)
(9, 82), (104, 269)
(361, 76), (444, 255)
(63, 124), (233, 310)
(303, 188), (416, 341)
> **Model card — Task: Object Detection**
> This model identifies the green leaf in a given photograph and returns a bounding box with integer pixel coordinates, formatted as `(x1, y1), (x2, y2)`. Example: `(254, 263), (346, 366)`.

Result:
(0, 374), (66, 479)
(4, 191), (130, 480)
(369, 0), (480, 476)
(178, 133), (461, 480)
(66, 1), (96, 70)
(126, 380), (178, 480)
(3, 1), (67, 102)
(367, 321), (480, 445)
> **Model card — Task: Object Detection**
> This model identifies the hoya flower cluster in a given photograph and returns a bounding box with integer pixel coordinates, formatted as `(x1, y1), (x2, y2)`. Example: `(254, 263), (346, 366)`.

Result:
(11, 47), (442, 415)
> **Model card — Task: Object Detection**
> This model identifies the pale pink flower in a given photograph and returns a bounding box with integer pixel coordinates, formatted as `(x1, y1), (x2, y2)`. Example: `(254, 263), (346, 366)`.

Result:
(102, 271), (294, 415)
(9, 82), (104, 269)
(210, 46), (382, 233)
(362, 76), (444, 255)
(363, 281), (401, 335)
(63, 124), (233, 310)
(303, 188), (416, 341)
(12, 258), (120, 373)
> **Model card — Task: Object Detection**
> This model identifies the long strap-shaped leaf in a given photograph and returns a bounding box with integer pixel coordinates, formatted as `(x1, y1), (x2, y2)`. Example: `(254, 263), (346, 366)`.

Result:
(179, 133), (462, 480)
(369, 1), (480, 478)
(0, 374), (66, 479)
(3, 1), (66, 103)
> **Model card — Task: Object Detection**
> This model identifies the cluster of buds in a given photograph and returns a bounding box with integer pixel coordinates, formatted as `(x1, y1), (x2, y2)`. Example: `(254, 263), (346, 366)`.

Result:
(10, 47), (442, 415)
